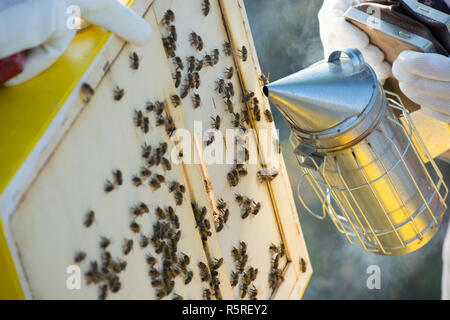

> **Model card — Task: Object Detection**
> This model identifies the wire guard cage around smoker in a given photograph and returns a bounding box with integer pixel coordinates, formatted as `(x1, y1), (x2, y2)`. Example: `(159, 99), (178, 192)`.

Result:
(266, 48), (448, 256)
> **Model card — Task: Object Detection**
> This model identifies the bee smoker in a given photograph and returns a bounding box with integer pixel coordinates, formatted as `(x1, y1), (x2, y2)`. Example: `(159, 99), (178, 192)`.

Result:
(263, 48), (448, 255)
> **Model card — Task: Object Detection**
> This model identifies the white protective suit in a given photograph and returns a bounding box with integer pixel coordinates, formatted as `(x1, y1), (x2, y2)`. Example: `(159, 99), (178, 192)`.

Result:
(0, 0), (152, 86)
(318, 0), (450, 298)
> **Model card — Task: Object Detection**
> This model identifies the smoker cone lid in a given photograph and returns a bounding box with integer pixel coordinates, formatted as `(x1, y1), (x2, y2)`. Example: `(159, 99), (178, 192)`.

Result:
(264, 48), (379, 134)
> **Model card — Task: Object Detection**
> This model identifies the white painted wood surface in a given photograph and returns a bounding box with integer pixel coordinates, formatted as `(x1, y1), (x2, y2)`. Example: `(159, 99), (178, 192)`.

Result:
(6, 0), (311, 300)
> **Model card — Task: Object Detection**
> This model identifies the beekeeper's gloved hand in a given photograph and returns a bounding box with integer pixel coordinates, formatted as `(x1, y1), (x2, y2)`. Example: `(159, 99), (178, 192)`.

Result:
(318, 0), (391, 83)
(393, 51), (450, 123)
(0, 0), (152, 86)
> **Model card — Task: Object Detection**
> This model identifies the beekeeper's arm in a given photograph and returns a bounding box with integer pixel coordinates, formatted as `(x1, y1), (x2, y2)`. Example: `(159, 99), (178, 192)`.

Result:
(0, 0), (152, 86)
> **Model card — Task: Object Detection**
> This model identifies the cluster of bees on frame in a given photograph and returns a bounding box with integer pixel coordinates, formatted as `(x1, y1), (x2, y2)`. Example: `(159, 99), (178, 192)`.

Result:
(191, 201), (225, 300)
(268, 243), (287, 292)
(230, 241), (259, 299)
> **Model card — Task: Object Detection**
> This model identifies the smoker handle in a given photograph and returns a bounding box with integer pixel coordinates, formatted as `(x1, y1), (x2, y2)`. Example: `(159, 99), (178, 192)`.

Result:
(297, 171), (328, 220)
(328, 48), (365, 72)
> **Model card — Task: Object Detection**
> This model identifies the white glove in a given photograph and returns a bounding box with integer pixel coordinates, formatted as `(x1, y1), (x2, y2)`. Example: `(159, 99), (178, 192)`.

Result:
(0, 0), (152, 86)
(318, 0), (392, 82)
(392, 51), (450, 123)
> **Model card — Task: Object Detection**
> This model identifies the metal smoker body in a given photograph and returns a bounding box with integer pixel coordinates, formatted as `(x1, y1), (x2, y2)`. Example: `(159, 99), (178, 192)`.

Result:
(264, 48), (448, 255)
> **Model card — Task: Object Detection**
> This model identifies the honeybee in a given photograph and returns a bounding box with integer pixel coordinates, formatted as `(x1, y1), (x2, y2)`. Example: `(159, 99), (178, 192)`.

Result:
(174, 191), (184, 206)
(254, 105), (261, 121)
(269, 243), (279, 254)
(104, 180), (114, 193)
(155, 173), (165, 183)
(230, 271), (239, 287)
(74, 251), (86, 263)
(241, 206), (251, 219)
(242, 91), (254, 103)
(224, 98), (234, 114)
(215, 78), (225, 94)
(240, 283), (248, 299)
(196, 36), (204, 51)
(168, 25), (177, 41)
(202, 0), (210, 16)
(227, 169), (239, 187)
(203, 288), (212, 300)
(300, 258), (307, 273)
(130, 221), (140, 233)
(257, 167), (279, 183)
(198, 262), (210, 282)
(161, 157), (171, 171)
(211, 115), (221, 130)
(212, 49), (219, 64)
(195, 59), (203, 71)
(235, 193), (244, 204)
(100, 236), (111, 250)
(155, 206), (166, 219)
(151, 278), (163, 287)
(249, 285), (258, 300)
(169, 181), (180, 193)
(204, 54), (213, 67)
(180, 84), (189, 99)
(206, 134), (215, 146)
(162, 9), (175, 25)
(248, 267), (258, 282)
(155, 115), (165, 126)
(193, 72), (200, 89)
(239, 45), (248, 62)
(222, 208), (230, 224)
(113, 86), (125, 101)
(252, 202), (261, 215)
(122, 239), (133, 255)
(109, 276), (121, 293)
(84, 210), (95, 227)
(113, 169), (122, 186)
(156, 290), (166, 300)
(132, 175), (142, 187)
(184, 270), (193, 285)
(162, 37), (176, 57)
(140, 235), (149, 248)
(225, 67), (234, 80)
(215, 216), (224, 232)
(225, 82), (234, 97)
(272, 254), (280, 269)
(239, 241), (247, 254)
(171, 94), (181, 107)
(130, 52), (139, 70)
(280, 243), (286, 257)
(98, 284), (108, 300)
(259, 73), (270, 85)
(80, 83), (94, 103)
(155, 101), (165, 115)
(223, 41), (232, 56)
(212, 257), (223, 270)
(231, 112), (241, 128)
(113, 259), (127, 273)
(264, 109), (273, 122)
(173, 71), (181, 88)
(186, 56), (195, 72)
(173, 56), (183, 71)
(134, 109), (143, 127)
(191, 93), (201, 108)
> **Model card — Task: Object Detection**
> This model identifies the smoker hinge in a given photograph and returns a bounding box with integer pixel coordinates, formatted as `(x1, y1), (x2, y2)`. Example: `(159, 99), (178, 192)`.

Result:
(294, 141), (325, 170)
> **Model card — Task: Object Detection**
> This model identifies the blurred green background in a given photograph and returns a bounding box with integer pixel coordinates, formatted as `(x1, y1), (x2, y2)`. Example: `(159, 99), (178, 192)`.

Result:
(244, 0), (450, 299)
